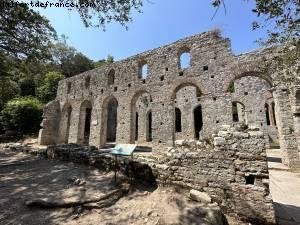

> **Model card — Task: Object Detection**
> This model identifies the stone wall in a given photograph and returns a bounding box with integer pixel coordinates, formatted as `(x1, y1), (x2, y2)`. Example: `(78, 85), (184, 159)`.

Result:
(30, 124), (275, 224)
(137, 124), (275, 224)
(38, 30), (299, 168)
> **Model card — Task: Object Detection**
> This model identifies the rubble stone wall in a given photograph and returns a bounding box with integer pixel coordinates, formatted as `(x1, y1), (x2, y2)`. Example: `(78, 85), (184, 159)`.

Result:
(38, 31), (282, 150)
(26, 124), (274, 224)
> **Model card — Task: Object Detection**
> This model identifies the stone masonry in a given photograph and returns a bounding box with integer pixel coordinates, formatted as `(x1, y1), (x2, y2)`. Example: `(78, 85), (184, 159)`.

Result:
(34, 124), (275, 224)
(37, 31), (300, 223)
(38, 30), (300, 168)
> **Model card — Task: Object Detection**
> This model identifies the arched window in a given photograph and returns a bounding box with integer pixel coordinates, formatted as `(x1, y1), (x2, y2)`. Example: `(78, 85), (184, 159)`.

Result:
(179, 48), (191, 69)
(138, 61), (148, 79)
(175, 108), (182, 132)
(108, 69), (115, 86)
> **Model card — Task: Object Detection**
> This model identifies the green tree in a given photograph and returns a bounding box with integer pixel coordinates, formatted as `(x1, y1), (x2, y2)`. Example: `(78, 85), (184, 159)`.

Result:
(0, 96), (43, 134)
(212, 0), (299, 45)
(37, 71), (64, 103)
(0, 76), (19, 111)
(50, 38), (94, 77)
(0, 0), (56, 60)
(95, 55), (114, 68)
(59, 0), (143, 28)
(212, 0), (300, 85)
(62, 53), (95, 77)
(18, 77), (36, 96)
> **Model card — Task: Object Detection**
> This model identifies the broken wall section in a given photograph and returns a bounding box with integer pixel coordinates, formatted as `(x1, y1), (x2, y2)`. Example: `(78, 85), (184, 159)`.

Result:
(141, 124), (275, 224)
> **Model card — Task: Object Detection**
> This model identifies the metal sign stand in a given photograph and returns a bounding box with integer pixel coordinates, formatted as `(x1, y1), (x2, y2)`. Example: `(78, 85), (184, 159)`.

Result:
(110, 144), (137, 183)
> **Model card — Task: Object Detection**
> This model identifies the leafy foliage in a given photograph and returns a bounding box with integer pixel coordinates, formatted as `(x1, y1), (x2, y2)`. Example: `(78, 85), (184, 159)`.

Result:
(50, 38), (95, 77)
(0, 0), (56, 60)
(0, 76), (20, 111)
(37, 71), (65, 103)
(95, 55), (114, 68)
(212, 0), (299, 45)
(60, 0), (143, 28)
(0, 96), (43, 134)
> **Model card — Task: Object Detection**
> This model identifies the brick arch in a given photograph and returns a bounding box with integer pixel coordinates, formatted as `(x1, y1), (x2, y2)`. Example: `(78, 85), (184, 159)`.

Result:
(224, 69), (274, 92)
(170, 80), (204, 143)
(170, 79), (206, 101)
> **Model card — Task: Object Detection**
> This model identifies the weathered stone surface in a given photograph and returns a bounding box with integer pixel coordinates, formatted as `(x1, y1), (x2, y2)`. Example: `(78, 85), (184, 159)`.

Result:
(190, 189), (212, 204)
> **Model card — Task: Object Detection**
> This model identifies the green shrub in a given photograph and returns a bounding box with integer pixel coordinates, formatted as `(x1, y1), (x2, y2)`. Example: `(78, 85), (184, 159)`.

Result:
(1, 96), (43, 134)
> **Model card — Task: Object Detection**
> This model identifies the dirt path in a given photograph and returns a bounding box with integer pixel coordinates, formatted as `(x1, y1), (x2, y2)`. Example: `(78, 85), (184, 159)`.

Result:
(0, 147), (240, 225)
(267, 149), (300, 225)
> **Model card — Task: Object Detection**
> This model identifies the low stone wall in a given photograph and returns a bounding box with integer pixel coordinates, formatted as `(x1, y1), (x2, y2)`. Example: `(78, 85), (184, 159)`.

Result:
(3, 124), (275, 224)
(138, 124), (275, 224)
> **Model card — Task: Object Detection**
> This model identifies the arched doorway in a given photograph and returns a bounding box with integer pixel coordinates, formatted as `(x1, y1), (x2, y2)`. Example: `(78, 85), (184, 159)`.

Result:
(146, 111), (152, 142)
(78, 100), (92, 145)
(171, 82), (202, 141)
(193, 105), (203, 139)
(106, 97), (118, 142)
(130, 91), (152, 144)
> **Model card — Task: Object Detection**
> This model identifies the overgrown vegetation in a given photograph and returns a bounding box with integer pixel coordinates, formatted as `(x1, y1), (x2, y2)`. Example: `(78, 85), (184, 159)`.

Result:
(0, 97), (43, 134)
(0, 1), (116, 135)
(1, 0), (298, 135)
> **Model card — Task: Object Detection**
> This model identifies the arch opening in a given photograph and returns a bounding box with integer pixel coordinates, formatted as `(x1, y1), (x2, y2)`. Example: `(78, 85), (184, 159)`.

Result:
(78, 101), (92, 145)
(146, 111), (152, 142)
(135, 112), (139, 141)
(108, 69), (115, 86)
(265, 103), (271, 126)
(106, 97), (118, 142)
(180, 52), (190, 69)
(194, 105), (203, 139)
(226, 73), (273, 93)
(175, 107), (182, 132)
(130, 91), (152, 144)
(172, 83), (203, 141)
(178, 47), (191, 70)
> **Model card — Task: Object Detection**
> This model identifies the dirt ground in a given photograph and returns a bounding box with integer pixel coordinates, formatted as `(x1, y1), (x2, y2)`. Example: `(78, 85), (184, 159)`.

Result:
(0, 147), (247, 225)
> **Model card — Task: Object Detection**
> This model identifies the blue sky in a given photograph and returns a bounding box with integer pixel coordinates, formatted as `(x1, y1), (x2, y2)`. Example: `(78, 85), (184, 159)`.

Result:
(31, 0), (267, 61)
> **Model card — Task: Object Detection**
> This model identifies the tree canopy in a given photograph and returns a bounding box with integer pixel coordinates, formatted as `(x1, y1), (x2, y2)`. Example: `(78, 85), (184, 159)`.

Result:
(212, 0), (300, 45)
(60, 0), (143, 28)
(0, 0), (56, 60)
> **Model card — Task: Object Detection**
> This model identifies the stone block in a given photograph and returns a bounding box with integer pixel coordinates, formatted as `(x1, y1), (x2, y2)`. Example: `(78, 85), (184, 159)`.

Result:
(190, 189), (212, 204)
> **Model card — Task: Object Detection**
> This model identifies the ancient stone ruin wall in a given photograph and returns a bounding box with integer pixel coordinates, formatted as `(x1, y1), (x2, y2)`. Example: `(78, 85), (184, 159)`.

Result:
(38, 30), (300, 168)
(137, 124), (275, 224)
(35, 124), (276, 224)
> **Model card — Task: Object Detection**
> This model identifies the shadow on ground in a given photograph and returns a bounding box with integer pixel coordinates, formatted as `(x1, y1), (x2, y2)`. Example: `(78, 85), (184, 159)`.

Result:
(0, 149), (138, 225)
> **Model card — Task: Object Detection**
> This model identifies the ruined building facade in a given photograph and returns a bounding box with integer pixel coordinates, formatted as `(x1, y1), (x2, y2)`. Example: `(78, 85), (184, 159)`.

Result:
(38, 31), (300, 169)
